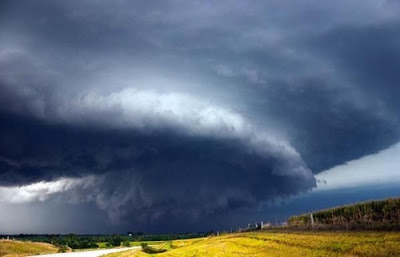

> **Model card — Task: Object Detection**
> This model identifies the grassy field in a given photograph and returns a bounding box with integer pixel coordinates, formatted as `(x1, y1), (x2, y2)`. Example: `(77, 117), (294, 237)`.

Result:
(0, 240), (58, 257)
(96, 241), (165, 248)
(103, 230), (400, 257)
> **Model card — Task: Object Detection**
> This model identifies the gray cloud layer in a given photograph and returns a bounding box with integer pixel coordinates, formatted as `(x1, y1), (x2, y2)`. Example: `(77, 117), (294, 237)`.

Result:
(1, 0), (399, 232)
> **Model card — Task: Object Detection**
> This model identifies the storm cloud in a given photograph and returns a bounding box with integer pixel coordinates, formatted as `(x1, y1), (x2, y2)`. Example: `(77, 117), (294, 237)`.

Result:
(0, 0), (400, 232)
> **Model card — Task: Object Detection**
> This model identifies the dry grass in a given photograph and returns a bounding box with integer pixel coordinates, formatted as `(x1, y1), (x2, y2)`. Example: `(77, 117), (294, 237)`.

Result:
(104, 230), (400, 257)
(0, 240), (58, 257)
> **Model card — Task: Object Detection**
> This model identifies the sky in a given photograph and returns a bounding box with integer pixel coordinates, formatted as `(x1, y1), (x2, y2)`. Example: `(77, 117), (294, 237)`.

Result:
(0, 0), (399, 234)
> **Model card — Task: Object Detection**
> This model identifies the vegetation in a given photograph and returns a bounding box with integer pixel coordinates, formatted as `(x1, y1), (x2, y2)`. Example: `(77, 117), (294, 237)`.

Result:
(95, 241), (165, 248)
(54, 233), (99, 249)
(122, 241), (131, 247)
(0, 233), (207, 251)
(103, 230), (400, 257)
(127, 241), (164, 247)
(140, 243), (167, 254)
(107, 235), (123, 247)
(0, 239), (58, 257)
(2, 233), (208, 250)
(288, 198), (400, 230)
(58, 245), (69, 253)
(129, 233), (209, 242)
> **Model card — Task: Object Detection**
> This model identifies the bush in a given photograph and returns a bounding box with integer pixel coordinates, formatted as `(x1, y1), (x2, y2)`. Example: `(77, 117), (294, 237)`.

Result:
(58, 245), (68, 253)
(51, 234), (99, 249)
(122, 241), (131, 247)
(108, 235), (123, 247)
(141, 243), (167, 254)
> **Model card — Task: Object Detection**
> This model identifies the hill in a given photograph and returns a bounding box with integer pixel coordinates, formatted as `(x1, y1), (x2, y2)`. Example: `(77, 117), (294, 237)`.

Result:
(0, 240), (58, 257)
(288, 197), (400, 230)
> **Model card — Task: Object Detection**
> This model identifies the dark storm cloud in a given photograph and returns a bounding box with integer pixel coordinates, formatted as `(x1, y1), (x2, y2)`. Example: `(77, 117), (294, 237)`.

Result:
(0, 112), (315, 224)
(312, 22), (400, 109)
(1, 0), (400, 232)
(255, 82), (400, 172)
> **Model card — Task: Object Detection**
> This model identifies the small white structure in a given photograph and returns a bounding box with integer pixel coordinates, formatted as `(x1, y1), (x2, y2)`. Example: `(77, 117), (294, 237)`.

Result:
(261, 222), (271, 229)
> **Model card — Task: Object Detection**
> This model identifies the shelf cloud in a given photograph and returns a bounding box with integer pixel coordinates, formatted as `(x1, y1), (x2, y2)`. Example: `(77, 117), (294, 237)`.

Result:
(1, 0), (399, 232)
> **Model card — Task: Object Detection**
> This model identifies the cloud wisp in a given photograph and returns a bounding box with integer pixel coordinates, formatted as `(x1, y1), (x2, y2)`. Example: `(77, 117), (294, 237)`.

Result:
(0, 176), (97, 204)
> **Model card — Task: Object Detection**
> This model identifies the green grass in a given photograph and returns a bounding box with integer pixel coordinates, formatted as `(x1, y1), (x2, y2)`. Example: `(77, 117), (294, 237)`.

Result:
(130, 242), (165, 247)
(97, 241), (165, 248)
(103, 230), (400, 257)
(0, 240), (58, 257)
(96, 242), (108, 248)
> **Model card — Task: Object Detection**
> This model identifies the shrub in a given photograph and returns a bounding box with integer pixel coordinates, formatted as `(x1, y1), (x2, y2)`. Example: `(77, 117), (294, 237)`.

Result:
(141, 242), (167, 254)
(58, 245), (68, 253)
(108, 235), (123, 247)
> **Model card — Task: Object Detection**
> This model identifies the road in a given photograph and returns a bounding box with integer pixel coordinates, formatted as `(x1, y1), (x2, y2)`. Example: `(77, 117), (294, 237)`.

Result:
(29, 247), (139, 257)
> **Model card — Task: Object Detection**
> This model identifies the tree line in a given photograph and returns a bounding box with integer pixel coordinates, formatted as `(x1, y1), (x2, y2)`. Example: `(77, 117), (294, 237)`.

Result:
(1, 232), (210, 249)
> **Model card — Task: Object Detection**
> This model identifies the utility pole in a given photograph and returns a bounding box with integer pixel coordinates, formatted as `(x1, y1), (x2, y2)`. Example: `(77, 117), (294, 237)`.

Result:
(310, 213), (314, 229)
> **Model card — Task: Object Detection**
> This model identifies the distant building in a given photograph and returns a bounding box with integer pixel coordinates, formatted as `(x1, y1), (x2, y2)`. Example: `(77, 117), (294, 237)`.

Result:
(261, 222), (271, 229)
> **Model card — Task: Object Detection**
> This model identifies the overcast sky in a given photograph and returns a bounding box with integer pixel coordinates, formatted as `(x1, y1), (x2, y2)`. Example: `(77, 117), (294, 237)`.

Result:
(0, 0), (399, 234)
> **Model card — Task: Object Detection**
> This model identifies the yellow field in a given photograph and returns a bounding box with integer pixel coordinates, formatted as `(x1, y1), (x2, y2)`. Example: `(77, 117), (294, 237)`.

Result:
(104, 230), (400, 257)
(0, 240), (58, 257)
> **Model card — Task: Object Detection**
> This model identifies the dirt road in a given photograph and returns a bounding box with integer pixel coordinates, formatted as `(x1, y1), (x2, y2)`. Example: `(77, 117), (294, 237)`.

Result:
(29, 247), (139, 257)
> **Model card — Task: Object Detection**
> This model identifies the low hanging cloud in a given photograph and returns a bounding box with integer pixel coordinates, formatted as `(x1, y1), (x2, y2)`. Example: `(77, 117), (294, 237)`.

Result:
(0, 176), (97, 204)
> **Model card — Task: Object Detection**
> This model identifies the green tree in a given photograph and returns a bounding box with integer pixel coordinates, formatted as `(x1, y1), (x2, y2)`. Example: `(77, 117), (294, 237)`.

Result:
(108, 235), (123, 247)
